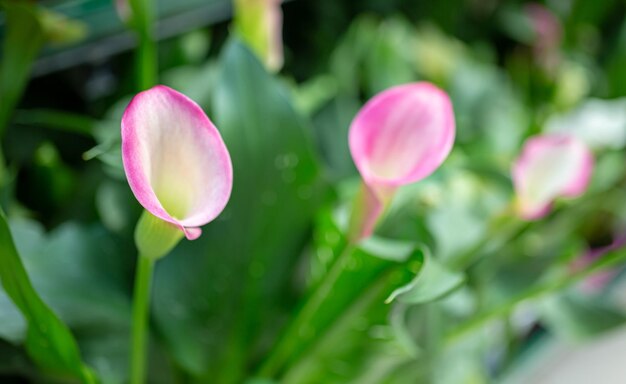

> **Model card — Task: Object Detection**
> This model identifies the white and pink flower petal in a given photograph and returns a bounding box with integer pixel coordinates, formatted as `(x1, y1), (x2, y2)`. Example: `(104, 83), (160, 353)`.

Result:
(512, 134), (593, 220)
(121, 85), (233, 240)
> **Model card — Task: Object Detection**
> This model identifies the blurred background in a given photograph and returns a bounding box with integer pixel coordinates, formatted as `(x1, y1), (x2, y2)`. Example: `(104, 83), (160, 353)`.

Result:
(1, 0), (626, 383)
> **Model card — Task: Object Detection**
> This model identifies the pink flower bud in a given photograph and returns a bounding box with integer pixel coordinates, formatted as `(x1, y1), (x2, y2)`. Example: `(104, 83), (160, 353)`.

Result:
(348, 82), (455, 239)
(512, 134), (593, 220)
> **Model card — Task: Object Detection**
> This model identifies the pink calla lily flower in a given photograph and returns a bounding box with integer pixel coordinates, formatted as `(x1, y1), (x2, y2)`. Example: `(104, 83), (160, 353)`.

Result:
(512, 134), (593, 220)
(121, 85), (233, 240)
(348, 82), (456, 239)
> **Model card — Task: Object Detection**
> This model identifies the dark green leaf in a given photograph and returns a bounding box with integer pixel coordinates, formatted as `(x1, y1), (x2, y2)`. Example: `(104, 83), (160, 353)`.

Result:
(0, 1), (45, 135)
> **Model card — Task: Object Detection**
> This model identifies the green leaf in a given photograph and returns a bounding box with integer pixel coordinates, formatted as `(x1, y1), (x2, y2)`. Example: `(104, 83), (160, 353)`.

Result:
(0, 218), (151, 383)
(386, 246), (465, 304)
(12, 109), (96, 137)
(0, 1), (45, 135)
(0, 211), (96, 382)
(151, 39), (326, 381)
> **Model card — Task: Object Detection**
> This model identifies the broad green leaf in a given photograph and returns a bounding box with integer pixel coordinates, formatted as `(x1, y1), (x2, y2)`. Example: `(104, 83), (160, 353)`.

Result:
(151, 40), (326, 382)
(0, 212), (96, 382)
(386, 247), (465, 304)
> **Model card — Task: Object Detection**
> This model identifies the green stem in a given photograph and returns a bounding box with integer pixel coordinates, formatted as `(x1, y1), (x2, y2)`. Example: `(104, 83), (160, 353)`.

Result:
(258, 244), (355, 377)
(449, 216), (530, 271)
(131, 255), (155, 384)
(137, 31), (157, 91)
(259, 182), (386, 377)
(444, 247), (626, 346)
(129, 0), (158, 90)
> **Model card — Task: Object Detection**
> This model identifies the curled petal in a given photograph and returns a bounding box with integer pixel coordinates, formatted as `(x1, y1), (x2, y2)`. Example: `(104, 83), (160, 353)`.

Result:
(122, 85), (233, 239)
(348, 82), (455, 240)
(512, 134), (593, 220)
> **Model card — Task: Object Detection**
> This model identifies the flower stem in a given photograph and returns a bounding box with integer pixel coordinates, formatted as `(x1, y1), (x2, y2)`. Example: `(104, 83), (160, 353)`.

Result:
(130, 254), (155, 384)
(258, 243), (355, 378)
(129, 0), (158, 90)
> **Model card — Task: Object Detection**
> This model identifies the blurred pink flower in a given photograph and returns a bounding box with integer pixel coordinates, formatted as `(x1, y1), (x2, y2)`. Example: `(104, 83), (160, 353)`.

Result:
(512, 134), (593, 220)
(525, 3), (562, 71)
(121, 85), (233, 240)
(348, 82), (455, 239)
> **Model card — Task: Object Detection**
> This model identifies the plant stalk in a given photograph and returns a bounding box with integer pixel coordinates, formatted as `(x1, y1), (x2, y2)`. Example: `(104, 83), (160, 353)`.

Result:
(130, 254), (155, 384)
(258, 243), (355, 377)
(129, 0), (158, 90)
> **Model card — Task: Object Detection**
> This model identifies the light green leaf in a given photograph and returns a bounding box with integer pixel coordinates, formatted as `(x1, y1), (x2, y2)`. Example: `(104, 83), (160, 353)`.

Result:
(386, 246), (465, 304)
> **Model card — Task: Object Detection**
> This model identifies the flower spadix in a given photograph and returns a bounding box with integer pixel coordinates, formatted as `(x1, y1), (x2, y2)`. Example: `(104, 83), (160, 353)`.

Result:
(122, 85), (233, 258)
(512, 134), (593, 220)
(348, 82), (455, 240)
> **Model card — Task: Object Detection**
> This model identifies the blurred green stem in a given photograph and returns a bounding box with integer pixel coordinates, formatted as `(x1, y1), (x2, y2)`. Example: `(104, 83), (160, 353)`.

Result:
(449, 216), (531, 271)
(260, 184), (383, 377)
(129, 0), (158, 90)
(258, 243), (355, 378)
(0, 146), (6, 189)
(444, 247), (626, 346)
(131, 255), (154, 384)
